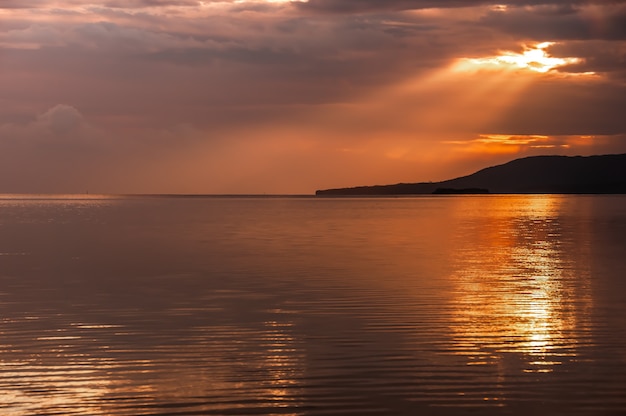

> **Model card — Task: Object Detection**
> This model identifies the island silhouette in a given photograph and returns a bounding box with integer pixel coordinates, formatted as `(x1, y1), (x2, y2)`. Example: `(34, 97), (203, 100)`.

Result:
(316, 154), (626, 195)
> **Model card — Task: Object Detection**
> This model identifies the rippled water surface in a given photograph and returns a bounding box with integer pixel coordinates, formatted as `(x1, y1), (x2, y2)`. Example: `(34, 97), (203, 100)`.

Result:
(1, 195), (625, 415)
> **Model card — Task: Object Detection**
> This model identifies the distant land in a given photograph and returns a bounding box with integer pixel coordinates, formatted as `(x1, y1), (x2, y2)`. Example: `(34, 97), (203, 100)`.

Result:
(316, 154), (626, 195)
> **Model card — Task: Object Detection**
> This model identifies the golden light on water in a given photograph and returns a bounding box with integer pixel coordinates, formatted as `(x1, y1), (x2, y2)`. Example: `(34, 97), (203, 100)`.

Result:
(259, 318), (304, 410)
(449, 196), (593, 375)
(0, 316), (306, 415)
(0, 356), (118, 415)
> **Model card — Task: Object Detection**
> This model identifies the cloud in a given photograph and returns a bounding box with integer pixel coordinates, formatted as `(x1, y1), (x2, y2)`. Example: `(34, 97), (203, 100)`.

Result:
(0, 25), (66, 49)
(485, 76), (626, 135)
(549, 40), (626, 80)
(0, 104), (96, 143)
(101, 0), (201, 7)
(0, 0), (200, 8)
(37, 104), (85, 135)
(0, 0), (44, 8)
(295, 0), (592, 14)
(1, 0), (625, 193)
(478, 3), (626, 41)
(0, 105), (106, 192)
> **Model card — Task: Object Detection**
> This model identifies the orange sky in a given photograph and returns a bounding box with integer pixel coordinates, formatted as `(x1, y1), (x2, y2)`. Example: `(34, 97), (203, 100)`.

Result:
(1, 1), (625, 194)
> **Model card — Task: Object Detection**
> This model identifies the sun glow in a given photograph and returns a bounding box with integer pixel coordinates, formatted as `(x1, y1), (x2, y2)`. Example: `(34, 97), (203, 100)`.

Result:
(457, 42), (583, 74)
(445, 134), (604, 155)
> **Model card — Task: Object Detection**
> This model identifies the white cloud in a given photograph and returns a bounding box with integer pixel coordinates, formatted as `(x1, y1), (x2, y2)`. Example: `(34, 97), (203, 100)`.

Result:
(0, 25), (66, 49)
(0, 104), (102, 145)
(36, 104), (85, 134)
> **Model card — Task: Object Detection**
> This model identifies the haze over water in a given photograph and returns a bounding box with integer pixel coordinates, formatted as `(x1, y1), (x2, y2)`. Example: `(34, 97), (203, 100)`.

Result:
(1, 195), (625, 415)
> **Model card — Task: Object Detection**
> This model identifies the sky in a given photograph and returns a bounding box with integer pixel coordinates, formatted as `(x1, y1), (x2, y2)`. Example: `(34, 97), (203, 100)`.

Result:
(1, 0), (625, 194)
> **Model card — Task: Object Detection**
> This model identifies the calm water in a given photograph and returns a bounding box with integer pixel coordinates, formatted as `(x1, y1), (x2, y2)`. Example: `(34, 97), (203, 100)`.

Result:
(1, 195), (625, 415)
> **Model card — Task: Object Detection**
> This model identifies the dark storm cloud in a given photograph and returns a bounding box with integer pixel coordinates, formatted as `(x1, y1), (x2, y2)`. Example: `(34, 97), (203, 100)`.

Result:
(0, 0), (199, 8)
(296, 0), (590, 14)
(2, 0), (626, 193)
(478, 3), (626, 41)
(2, 1), (623, 116)
(470, 4), (626, 77)
(101, 0), (200, 7)
(549, 41), (626, 80)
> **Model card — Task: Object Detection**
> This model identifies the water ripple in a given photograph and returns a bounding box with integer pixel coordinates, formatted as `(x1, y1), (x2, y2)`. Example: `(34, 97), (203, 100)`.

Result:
(1, 195), (625, 415)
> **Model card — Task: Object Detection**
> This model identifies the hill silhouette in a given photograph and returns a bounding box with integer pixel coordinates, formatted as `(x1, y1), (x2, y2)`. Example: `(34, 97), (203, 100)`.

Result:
(315, 154), (626, 195)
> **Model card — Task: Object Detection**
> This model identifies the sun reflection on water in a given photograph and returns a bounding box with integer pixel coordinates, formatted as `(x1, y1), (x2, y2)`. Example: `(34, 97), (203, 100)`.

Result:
(0, 311), (307, 415)
(449, 196), (593, 376)
(0, 359), (117, 416)
(3, 195), (619, 414)
(258, 318), (304, 412)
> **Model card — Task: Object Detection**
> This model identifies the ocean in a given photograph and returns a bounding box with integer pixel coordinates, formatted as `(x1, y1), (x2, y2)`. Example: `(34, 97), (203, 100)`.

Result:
(1, 194), (625, 415)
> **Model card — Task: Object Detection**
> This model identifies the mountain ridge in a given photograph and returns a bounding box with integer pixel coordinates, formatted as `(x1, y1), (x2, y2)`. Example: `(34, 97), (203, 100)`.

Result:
(315, 154), (626, 195)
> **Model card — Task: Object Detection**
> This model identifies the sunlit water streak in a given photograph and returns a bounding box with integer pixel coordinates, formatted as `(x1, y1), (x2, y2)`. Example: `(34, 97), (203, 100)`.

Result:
(0, 195), (625, 415)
